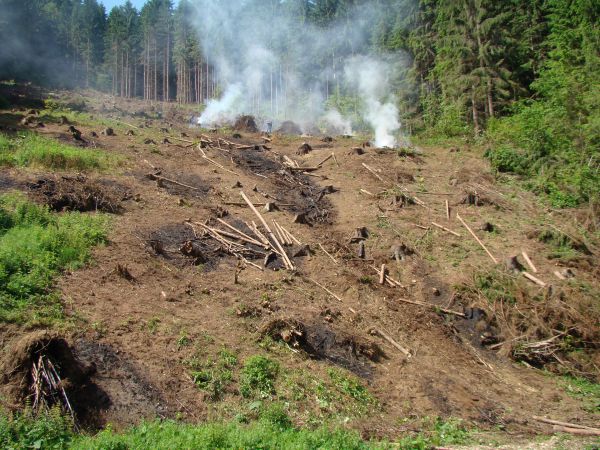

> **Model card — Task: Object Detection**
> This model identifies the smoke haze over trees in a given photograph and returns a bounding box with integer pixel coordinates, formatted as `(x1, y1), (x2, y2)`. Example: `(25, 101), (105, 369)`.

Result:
(0, 0), (597, 201)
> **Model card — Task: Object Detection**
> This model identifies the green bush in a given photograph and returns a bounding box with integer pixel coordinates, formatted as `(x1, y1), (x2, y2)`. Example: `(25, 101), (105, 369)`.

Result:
(0, 408), (74, 450)
(0, 194), (108, 324)
(0, 132), (117, 171)
(240, 355), (279, 399)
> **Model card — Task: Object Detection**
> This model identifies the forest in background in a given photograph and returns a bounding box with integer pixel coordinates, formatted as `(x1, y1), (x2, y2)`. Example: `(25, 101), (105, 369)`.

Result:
(0, 0), (598, 207)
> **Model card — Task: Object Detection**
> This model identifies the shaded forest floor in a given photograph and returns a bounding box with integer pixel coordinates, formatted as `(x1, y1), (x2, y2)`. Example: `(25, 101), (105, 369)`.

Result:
(0, 85), (598, 448)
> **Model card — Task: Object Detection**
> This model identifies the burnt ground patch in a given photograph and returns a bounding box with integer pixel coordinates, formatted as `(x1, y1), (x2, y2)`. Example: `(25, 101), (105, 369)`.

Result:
(74, 339), (170, 427)
(260, 318), (382, 378)
(231, 148), (335, 225)
(140, 170), (210, 199)
(27, 175), (130, 213)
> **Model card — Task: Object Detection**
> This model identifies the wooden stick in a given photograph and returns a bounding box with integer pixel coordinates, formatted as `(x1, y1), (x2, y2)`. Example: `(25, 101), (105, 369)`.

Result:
(278, 223), (302, 245)
(224, 201), (294, 207)
(379, 264), (386, 285)
(362, 163), (385, 182)
(315, 153), (333, 167)
(198, 146), (239, 175)
(532, 416), (600, 432)
(360, 189), (375, 196)
(522, 271), (546, 287)
(241, 257), (264, 271)
(272, 220), (290, 246)
(249, 221), (271, 247)
(289, 166), (320, 172)
(431, 221), (461, 237)
(240, 191), (294, 270)
(456, 213), (498, 264)
(146, 173), (202, 191)
(396, 297), (466, 318)
(332, 152), (339, 167)
(445, 200), (450, 220)
(306, 277), (343, 302)
(551, 426), (600, 436)
(113, 119), (139, 129)
(373, 328), (411, 357)
(521, 251), (537, 273)
(372, 266), (404, 288)
(318, 243), (338, 264)
(553, 270), (566, 280)
(170, 136), (195, 144)
(215, 218), (267, 248)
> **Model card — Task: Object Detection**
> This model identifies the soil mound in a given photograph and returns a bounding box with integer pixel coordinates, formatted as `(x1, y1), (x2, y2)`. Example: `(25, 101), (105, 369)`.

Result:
(0, 331), (107, 427)
(277, 120), (302, 135)
(233, 115), (258, 133)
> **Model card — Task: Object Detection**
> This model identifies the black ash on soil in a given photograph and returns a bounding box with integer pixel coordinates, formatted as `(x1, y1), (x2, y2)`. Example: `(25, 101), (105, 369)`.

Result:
(231, 149), (335, 225)
(27, 175), (129, 213)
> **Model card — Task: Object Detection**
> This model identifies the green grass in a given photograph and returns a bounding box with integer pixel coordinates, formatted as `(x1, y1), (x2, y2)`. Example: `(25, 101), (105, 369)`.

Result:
(0, 408), (477, 449)
(240, 355), (279, 399)
(0, 193), (108, 325)
(0, 132), (118, 171)
(189, 348), (239, 401)
(559, 376), (600, 414)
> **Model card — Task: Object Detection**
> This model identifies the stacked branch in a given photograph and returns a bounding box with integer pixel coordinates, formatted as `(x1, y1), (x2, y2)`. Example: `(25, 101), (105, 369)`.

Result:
(31, 355), (76, 425)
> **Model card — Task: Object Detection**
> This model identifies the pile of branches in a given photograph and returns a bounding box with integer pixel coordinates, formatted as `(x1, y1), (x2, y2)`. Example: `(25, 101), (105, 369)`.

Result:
(30, 354), (77, 425)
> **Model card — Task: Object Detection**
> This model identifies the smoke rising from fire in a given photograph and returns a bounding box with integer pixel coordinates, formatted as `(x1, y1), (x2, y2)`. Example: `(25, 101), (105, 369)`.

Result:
(192, 0), (405, 146)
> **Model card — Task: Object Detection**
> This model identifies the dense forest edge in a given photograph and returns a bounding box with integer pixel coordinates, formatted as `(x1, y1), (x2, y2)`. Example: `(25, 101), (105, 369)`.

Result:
(0, 0), (598, 208)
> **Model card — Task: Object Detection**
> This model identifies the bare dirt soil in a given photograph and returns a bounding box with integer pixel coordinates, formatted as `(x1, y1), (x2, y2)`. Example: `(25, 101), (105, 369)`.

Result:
(0, 88), (598, 444)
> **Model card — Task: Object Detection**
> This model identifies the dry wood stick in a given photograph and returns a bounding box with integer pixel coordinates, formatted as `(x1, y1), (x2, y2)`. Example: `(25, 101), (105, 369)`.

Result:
(208, 226), (265, 248)
(272, 220), (290, 246)
(249, 220), (271, 247)
(360, 189), (375, 196)
(362, 163), (385, 182)
(241, 256), (264, 271)
(146, 173), (202, 191)
(315, 153), (333, 167)
(198, 146), (239, 175)
(373, 328), (411, 357)
(332, 152), (339, 167)
(318, 243), (338, 264)
(551, 426), (600, 436)
(372, 266), (404, 287)
(274, 221), (292, 246)
(522, 271), (547, 287)
(445, 200), (450, 220)
(215, 218), (267, 248)
(532, 416), (600, 432)
(431, 221), (461, 237)
(379, 264), (386, 285)
(278, 223), (302, 245)
(456, 213), (498, 264)
(113, 119), (139, 129)
(306, 277), (343, 302)
(554, 270), (566, 280)
(170, 136), (195, 144)
(289, 166), (319, 172)
(396, 297), (466, 318)
(224, 201), (294, 207)
(240, 191), (294, 270)
(521, 251), (537, 273)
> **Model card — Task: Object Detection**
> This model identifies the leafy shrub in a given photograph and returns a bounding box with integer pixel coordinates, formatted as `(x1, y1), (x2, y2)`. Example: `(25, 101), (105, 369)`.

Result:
(0, 408), (74, 450)
(240, 355), (279, 398)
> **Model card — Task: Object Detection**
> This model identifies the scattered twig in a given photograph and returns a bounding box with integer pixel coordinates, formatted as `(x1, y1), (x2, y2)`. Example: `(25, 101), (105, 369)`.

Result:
(306, 277), (343, 302)
(445, 200), (450, 220)
(431, 221), (461, 237)
(396, 297), (466, 317)
(372, 328), (411, 358)
(146, 173), (202, 191)
(521, 251), (537, 273)
(522, 271), (547, 287)
(456, 213), (498, 264)
(318, 243), (338, 264)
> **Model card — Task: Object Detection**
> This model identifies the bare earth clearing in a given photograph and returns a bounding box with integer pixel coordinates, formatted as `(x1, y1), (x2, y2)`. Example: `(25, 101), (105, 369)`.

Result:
(0, 88), (598, 448)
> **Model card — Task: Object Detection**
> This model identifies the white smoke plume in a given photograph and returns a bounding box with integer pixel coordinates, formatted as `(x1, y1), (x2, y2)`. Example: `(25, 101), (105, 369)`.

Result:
(192, 0), (403, 141)
(322, 109), (353, 135)
(345, 56), (400, 147)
